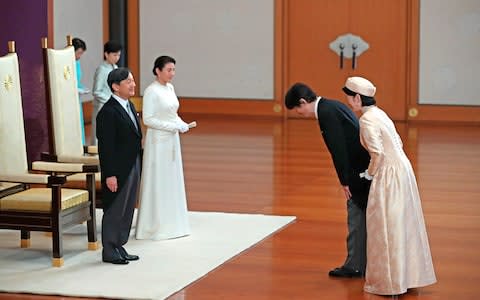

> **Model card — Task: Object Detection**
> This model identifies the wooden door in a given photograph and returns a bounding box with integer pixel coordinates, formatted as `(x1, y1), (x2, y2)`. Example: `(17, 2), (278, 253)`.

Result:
(285, 0), (408, 120)
(285, 0), (349, 117)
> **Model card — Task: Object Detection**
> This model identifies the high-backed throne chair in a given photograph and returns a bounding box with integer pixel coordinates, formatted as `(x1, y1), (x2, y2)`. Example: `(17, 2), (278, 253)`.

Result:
(40, 36), (103, 206)
(0, 41), (98, 267)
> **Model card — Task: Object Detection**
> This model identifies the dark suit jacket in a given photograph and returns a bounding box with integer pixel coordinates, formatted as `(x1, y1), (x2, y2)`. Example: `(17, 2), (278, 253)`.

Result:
(317, 97), (371, 208)
(96, 96), (142, 209)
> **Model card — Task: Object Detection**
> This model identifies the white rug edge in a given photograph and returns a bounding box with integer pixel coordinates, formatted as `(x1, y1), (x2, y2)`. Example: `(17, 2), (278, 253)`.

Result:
(0, 211), (296, 300)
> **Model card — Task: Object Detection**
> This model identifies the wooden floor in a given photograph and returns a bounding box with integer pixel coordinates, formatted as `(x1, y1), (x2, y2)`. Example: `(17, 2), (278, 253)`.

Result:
(1, 115), (479, 299)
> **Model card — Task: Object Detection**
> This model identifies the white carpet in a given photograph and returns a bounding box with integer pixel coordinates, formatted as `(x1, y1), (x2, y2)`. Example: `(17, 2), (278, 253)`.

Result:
(0, 209), (295, 299)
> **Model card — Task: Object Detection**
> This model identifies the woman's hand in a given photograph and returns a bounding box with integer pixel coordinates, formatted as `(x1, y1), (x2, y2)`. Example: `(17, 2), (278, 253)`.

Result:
(177, 120), (189, 133)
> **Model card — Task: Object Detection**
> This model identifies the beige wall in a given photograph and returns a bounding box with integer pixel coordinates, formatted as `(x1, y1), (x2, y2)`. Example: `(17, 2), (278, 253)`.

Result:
(52, 0), (480, 108)
(419, 0), (480, 106)
(53, 0), (103, 102)
(139, 0), (274, 99)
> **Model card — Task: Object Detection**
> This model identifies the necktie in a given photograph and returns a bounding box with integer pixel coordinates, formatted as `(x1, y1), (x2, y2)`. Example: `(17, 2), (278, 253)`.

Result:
(126, 102), (138, 129)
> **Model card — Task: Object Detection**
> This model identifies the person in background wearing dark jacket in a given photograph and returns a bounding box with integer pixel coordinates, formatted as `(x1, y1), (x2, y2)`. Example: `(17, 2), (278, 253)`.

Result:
(284, 82), (371, 277)
(96, 67), (142, 265)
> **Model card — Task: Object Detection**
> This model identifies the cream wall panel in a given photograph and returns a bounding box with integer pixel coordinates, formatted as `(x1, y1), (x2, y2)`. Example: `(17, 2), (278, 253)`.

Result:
(139, 0), (274, 99)
(53, 0), (103, 101)
(419, 0), (480, 105)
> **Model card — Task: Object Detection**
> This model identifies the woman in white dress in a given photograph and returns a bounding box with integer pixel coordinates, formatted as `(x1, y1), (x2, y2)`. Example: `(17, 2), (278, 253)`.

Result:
(135, 55), (191, 240)
(343, 77), (436, 295)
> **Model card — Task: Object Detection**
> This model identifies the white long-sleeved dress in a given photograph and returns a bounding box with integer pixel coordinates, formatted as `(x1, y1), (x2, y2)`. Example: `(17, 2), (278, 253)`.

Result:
(360, 105), (436, 295)
(135, 81), (190, 240)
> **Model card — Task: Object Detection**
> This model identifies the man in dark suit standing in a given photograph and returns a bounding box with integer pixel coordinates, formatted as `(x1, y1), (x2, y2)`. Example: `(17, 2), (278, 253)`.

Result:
(285, 82), (371, 277)
(97, 67), (142, 265)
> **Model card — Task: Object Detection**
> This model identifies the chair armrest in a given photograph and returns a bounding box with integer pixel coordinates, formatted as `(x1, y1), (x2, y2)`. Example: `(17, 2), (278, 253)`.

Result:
(41, 151), (99, 165)
(84, 145), (98, 155)
(82, 164), (100, 173)
(57, 154), (99, 165)
(0, 174), (49, 184)
(32, 161), (100, 173)
(47, 174), (67, 186)
(0, 182), (27, 198)
(32, 161), (85, 173)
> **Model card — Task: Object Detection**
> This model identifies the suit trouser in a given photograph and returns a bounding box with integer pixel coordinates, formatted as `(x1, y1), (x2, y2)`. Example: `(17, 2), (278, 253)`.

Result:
(343, 198), (367, 272)
(102, 157), (140, 260)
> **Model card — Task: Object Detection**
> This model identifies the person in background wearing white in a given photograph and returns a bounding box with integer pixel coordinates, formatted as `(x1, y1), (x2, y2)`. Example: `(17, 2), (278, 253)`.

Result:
(135, 55), (191, 240)
(343, 76), (436, 295)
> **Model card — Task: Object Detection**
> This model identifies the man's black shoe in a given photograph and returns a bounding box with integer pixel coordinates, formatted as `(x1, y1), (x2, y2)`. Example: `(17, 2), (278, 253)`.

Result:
(328, 266), (363, 278)
(118, 246), (139, 261)
(122, 254), (139, 261)
(102, 258), (129, 265)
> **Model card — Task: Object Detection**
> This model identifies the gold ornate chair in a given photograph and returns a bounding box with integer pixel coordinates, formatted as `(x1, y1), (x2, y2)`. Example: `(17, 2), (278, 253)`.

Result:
(41, 36), (103, 206)
(0, 41), (98, 267)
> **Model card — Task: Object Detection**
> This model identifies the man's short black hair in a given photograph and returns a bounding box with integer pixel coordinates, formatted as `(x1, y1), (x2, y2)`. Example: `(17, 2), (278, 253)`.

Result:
(107, 67), (131, 92)
(284, 82), (317, 109)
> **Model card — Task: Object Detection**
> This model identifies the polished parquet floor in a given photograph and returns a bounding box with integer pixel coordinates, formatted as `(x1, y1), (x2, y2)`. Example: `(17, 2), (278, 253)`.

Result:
(1, 115), (480, 299)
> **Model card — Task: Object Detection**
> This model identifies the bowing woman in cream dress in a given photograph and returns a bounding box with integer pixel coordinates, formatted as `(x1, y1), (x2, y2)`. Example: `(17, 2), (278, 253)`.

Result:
(135, 56), (191, 240)
(344, 77), (436, 296)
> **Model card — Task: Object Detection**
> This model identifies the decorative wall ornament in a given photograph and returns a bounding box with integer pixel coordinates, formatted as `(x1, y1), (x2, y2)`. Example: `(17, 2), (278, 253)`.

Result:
(329, 33), (369, 58)
(408, 107), (419, 118)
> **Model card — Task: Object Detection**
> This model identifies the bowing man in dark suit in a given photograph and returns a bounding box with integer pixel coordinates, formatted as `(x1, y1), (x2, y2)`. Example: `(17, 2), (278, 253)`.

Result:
(96, 67), (142, 265)
(285, 82), (371, 277)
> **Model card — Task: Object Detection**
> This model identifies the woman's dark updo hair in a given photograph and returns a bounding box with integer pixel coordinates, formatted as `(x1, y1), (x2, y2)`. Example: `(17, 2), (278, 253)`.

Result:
(152, 55), (176, 75)
(359, 95), (376, 106)
(342, 86), (376, 106)
(72, 38), (86, 51)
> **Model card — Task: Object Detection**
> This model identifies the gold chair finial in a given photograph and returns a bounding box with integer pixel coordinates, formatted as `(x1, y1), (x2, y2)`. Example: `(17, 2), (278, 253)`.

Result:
(41, 37), (48, 49)
(7, 41), (15, 53)
(66, 35), (73, 47)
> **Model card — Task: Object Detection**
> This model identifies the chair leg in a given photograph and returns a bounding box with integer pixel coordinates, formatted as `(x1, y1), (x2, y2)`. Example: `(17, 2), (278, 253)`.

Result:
(52, 257), (64, 267)
(20, 230), (30, 248)
(52, 224), (64, 267)
(87, 173), (98, 250)
(51, 184), (63, 267)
